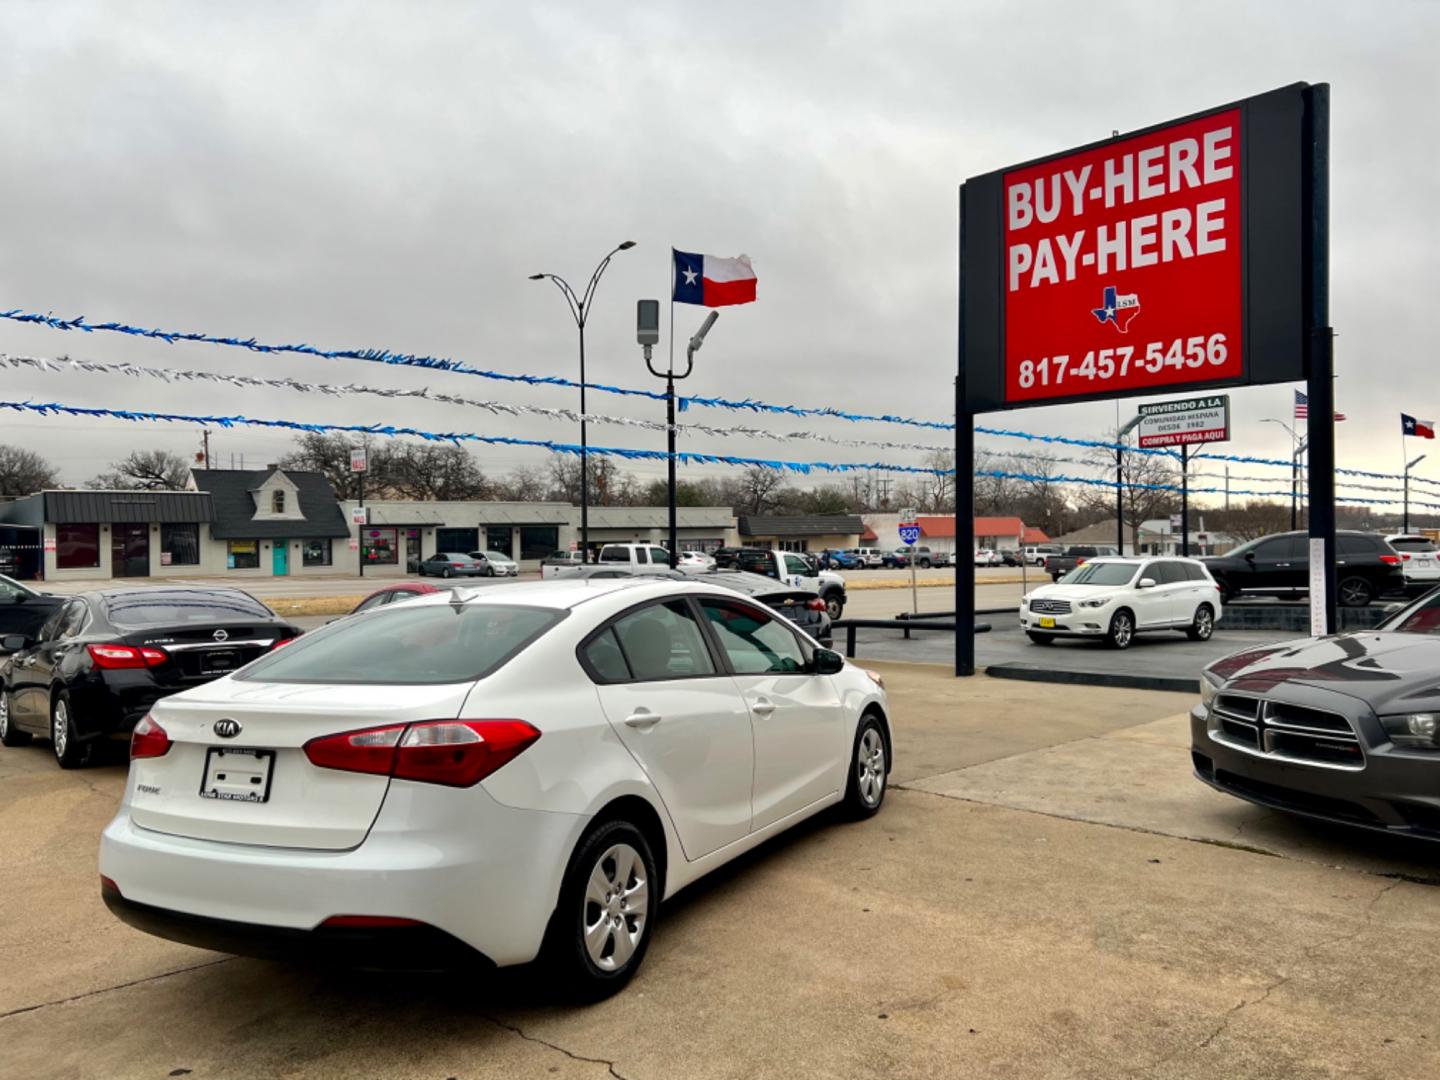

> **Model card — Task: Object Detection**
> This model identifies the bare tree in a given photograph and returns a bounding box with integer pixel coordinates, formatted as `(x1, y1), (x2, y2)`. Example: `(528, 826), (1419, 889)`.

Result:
(1207, 500), (1294, 542)
(0, 445), (59, 496)
(387, 444), (488, 500)
(736, 466), (786, 514)
(92, 449), (192, 490)
(494, 464), (548, 502)
(1077, 429), (1181, 551)
(916, 449), (955, 513)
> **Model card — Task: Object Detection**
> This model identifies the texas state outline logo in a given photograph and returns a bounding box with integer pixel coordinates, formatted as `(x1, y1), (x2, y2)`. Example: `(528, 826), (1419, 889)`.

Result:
(1091, 285), (1141, 333)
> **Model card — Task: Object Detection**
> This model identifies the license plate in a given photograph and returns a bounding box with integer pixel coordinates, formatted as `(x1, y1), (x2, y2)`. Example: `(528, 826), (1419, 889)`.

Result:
(1039, 616), (1056, 628)
(201, 649), (241, 675)
(1419, 558), (1433, 567)
(199, 747), (275, 803)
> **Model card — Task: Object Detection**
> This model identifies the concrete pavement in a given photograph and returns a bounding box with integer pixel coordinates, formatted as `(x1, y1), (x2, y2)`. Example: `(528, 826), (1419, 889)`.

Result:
(3, 665), (1439, 1077)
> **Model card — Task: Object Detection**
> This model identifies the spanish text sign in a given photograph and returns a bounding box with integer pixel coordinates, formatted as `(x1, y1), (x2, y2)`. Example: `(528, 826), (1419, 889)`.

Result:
(1005, 111), (1242, 404)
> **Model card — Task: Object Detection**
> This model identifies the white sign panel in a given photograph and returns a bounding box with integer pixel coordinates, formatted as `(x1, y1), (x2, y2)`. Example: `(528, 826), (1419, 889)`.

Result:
(1309, 538), (1328, 637)
(1136, 394), (1231, 449)
(351, 506), (370, 525)
(349, 447), (368, 473)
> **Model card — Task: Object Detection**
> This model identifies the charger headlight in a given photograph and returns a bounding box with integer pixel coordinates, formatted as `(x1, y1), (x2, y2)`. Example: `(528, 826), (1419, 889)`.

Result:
(1380, 713), (1440, 750)
(1199, 670), (1222, 708)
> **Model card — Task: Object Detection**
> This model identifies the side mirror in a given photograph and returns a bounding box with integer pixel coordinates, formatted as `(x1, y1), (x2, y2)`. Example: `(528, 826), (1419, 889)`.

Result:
(1137, 577), (1157, 590)
(1, 634), (31, 653)
(812, 648), (845, 676)
(1244, 552), (1256, 562)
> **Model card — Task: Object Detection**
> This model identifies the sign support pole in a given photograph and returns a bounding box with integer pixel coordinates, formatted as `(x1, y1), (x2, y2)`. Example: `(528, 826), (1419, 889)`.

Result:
(1304, 83), (1336, 636)
(955, 186), (976, 676)
(1180, 444), (1190, 556)
(357, 468), (365, 578)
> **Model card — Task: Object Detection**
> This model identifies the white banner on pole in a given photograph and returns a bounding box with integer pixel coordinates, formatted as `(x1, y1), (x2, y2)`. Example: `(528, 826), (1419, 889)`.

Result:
(1309, 538), (1328, 637)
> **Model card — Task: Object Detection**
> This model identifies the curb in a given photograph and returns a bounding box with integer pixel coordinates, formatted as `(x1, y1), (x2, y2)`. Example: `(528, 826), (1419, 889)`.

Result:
(983, 662), (1200, 695)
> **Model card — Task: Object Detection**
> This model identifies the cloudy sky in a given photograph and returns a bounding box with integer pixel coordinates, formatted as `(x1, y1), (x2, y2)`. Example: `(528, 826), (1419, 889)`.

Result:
(0, 1), (1435, 508)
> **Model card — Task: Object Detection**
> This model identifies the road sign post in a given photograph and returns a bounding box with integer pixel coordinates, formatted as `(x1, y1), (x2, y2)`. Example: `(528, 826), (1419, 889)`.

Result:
(898, 519), (921, 615)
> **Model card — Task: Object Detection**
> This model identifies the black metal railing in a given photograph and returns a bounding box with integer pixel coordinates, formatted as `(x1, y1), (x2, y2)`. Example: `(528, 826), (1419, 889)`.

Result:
(831, 617), (991, 658)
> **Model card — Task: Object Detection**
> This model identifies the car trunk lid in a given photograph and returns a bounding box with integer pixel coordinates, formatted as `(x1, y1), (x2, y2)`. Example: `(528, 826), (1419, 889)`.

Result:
(127, 679), (476, 850)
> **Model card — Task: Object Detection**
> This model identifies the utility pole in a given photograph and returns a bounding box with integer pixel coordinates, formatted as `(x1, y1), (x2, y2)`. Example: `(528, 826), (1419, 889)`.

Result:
(1180, 444), (1190, 557)
(201, 429), (211, 468)
(1225, 466), (1230, 511)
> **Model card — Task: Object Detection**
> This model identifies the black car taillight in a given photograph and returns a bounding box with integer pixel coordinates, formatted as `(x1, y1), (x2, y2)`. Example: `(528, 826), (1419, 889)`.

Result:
(88, 643), (168, 669)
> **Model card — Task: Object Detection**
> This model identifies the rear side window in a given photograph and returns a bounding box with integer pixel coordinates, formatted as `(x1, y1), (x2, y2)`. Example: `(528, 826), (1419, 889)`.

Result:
(1183, 562), (1210, 582)
(608, 601), (715, 681)
(1154, 562), (1188, 585)
(1339, 535), (1381, 555)
(238, 604), (563, 685)
(102, 591), (274, 629)
(581, 628), (632, 681)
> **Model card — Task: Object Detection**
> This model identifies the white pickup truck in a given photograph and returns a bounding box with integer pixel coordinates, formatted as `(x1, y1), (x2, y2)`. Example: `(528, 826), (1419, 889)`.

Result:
(594, 544), (848, 621)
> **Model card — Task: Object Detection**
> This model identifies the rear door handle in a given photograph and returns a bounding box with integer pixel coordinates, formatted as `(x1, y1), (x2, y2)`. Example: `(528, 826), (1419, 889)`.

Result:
(624, 709), (662, 729)
(750, 699), (776, 717)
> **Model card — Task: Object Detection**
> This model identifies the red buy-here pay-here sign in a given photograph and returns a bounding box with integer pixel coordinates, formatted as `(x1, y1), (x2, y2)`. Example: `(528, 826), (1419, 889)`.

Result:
(1004, 110), (1242, 404)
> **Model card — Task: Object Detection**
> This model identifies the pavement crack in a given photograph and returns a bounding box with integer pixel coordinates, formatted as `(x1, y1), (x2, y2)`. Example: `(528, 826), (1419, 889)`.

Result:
(0, 957), (234, 1021)
(484, 1015), (630, 1079)
(1195, 974), (1290, 1051)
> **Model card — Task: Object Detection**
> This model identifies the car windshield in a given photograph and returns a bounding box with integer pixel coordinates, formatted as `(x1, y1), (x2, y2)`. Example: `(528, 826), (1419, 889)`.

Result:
(101, 591), (274, 628)
(238, 603), (565, 685)
(1058, 562), (1137, 586)
(1379, 591), (1440, 634)
(483, 551), (513, 562)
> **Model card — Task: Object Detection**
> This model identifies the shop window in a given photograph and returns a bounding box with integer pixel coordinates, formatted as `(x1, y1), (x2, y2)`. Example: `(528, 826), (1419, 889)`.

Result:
(56, 524), (100, 569)
(363, 528), (398, 565)
(303, 538), (332, 567)
(520, 526), (560, 561)
(228, 540), (259, 570)
(436, 527), (479, 554)
(160, 524), (200, 566)
(778, 539), (809, 553)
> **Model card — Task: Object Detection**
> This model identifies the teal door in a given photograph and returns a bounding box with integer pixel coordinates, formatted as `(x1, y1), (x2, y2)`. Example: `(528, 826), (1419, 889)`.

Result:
(272, 541), (289, 576)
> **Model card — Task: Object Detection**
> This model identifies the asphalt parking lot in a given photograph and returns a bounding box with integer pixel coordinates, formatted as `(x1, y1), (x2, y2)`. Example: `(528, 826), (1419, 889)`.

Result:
(4, 665), (1439, 1079)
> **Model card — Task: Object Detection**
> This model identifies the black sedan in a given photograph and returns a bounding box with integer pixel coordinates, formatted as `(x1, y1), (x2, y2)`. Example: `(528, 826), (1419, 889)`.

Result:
(1193, 587), (1440, 840)
(0, 587), (299, 768)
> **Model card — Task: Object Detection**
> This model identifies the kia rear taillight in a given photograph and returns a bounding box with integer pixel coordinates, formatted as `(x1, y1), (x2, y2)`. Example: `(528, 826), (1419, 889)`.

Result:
(303, 720), (540, 787)
(270, 638), (295, 650)
(1380, 554), (1402, 565)
(130, 714), (171, 759)
(89, 643), (167, 670)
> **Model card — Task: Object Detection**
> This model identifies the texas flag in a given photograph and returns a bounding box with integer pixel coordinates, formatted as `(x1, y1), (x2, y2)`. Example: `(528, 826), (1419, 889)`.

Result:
(672, 249), (757, 307)
(1403, 413), (1436, 439)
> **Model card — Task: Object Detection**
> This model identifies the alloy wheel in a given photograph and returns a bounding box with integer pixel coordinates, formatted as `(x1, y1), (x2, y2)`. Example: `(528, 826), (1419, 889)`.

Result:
(52, 699), (68, 758)
(582, 842), (649, 973)
(0, 692), (8, 738)
(1111, 613), (1133, 648)
(1196, 608), (1214, 639)
(856, 727), (886, 807)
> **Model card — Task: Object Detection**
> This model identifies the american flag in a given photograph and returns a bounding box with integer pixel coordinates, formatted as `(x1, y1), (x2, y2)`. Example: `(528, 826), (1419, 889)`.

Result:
(1294, 389), (1346, 421)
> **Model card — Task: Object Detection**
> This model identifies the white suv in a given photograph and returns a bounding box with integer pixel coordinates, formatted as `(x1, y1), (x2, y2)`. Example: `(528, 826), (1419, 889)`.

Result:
(846, 547), (886, 569)
(1018, 556), (1223, 649)
(1385, 534), (1440, 589)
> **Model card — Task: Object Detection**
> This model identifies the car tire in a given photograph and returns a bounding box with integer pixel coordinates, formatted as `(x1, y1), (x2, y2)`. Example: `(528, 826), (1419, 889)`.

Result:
(919, 559), (931, 569)
(1338, 576), (1374, 608)
(543, 818), (658, 1000)
(1105, 609), (1135, 650)
(0, 686), (32, 747)
(1186, 604), (1216, 641)
(485, 565), (496, 578)
(842, 713), (887, 820)
(1026, 631), (1055, 645)
(441, 566), (453, 579)
(824, 593), (844, 621)
(50, 690), (91, 769)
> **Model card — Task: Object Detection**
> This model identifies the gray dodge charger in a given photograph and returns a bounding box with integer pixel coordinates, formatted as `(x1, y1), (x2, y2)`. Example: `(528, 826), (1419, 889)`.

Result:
(1193, 588), (1440, 839)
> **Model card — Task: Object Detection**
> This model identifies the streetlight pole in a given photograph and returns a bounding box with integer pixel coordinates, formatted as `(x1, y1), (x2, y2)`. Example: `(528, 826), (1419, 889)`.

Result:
(529, 241), (636, 562)
(645, 309), (717, 567)
(1261, 418), (1301, 530)
(1116, 415), (1143, 555)
(1405, 454), (1427, 533)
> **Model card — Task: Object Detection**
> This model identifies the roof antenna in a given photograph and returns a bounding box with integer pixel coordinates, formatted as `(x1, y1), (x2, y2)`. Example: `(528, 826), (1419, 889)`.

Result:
(448, 587), (467, 614)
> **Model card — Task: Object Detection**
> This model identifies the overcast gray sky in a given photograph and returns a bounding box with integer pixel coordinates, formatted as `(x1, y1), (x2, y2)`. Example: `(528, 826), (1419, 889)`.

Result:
(0, 1), (1435, 507)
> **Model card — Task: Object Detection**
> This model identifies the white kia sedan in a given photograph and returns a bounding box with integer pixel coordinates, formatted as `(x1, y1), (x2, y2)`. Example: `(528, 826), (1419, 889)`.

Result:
(99, 579), (890, 997)
(1018, 556), (1224, 649)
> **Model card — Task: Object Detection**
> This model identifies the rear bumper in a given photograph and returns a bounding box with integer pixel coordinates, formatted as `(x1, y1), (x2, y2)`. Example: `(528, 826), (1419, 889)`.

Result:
(102, 882), (493, 971)
(99, 781), (588, 966)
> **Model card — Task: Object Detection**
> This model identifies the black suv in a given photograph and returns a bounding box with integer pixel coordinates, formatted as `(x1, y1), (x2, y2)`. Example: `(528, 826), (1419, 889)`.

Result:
(1201, 530), (1403, 607)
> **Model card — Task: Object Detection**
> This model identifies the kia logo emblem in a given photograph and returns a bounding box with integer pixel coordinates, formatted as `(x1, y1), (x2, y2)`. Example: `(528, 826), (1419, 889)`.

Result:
(212, 629), (229, 642)
(213, 719), (242, 739)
